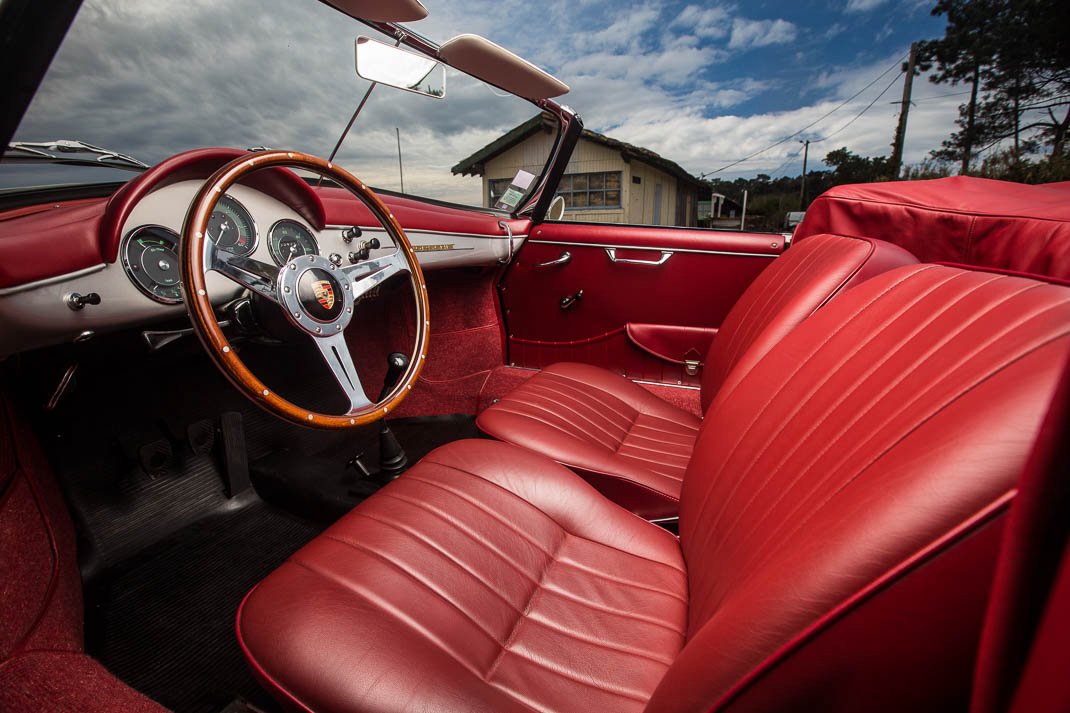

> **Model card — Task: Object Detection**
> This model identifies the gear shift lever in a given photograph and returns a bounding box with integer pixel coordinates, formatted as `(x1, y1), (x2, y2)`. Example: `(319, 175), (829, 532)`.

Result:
(377, 352), (410, 479)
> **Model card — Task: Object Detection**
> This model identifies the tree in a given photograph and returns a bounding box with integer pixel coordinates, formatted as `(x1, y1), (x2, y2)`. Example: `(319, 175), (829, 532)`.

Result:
(920, 0), (1070, 170)
(823, 148), (892, 184)
(918, 0), (998, 172)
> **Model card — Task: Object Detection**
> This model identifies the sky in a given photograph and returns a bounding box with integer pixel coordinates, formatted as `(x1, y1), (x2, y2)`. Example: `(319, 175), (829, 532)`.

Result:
(5, 0), (958, 203)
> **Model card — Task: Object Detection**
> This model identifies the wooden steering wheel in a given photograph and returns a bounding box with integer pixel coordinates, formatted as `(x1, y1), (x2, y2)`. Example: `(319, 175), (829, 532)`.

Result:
(179, 151), (429, 429)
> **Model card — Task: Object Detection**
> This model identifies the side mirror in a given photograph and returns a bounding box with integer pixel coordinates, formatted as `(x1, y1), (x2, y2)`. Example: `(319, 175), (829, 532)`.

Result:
(547, 195), (566, 221)
(355, 37), (445, 98)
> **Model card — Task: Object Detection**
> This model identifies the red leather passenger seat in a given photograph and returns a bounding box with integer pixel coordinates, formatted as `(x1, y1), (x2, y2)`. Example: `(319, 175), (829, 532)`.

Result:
(477, 234), (917, 518)
(239, 264), (1070, 713)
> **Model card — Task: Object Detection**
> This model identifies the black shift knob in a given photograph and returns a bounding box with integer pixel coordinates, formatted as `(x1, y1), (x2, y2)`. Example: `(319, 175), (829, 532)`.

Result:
(378, 352), (410, 401)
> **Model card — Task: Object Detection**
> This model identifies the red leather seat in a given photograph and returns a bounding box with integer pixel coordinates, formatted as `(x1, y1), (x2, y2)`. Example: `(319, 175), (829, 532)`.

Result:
(477, 234), (918, 518)
(240, 264), (1070, 713)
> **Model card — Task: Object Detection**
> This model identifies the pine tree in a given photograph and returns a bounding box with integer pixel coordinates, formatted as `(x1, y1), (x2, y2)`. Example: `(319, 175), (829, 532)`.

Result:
(921, 0), (1070, 171)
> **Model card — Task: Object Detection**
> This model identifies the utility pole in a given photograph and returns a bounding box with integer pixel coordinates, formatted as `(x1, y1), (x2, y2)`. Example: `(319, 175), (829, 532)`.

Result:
(890, 42), (919, 179)
(395, 127), (405, 194)
(798, 139), (810, 210)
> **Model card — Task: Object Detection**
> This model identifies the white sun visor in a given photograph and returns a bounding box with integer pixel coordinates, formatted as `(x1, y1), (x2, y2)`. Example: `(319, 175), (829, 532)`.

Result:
(439, 34), (569, 100)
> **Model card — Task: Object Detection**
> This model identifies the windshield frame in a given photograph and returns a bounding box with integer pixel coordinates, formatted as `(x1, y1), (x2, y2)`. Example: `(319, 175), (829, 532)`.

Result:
(352, 18), (579, 220)
(1, 5), (578, 219)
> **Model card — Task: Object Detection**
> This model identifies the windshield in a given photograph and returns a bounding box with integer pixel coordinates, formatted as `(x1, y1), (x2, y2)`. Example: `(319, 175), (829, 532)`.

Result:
(1, 0), (559, 209)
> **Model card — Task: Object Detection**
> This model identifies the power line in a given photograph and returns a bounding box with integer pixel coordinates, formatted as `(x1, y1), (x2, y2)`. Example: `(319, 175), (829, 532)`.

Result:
(914, 90), (973, 103)
(812, 70), (904, 144)
(703, 54), (906, 175)
(768, 148), (803, 176)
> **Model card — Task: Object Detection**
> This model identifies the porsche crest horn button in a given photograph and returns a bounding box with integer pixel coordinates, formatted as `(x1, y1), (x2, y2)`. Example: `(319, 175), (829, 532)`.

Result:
(297, 268), (344, 322)
(313, 279), (335, 310)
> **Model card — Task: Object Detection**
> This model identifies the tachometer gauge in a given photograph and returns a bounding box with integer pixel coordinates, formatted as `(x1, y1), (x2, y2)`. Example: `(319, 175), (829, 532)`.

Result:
(122, 225), (183, 304)
(206, 195), (257, 256)
(268, 219), (319, 265)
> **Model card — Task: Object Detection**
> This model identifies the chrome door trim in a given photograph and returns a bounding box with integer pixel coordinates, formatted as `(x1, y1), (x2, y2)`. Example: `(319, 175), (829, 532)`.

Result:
(534, 251), (572, 268)
(526, 239), (778, 258)
(605, 248), (672, 266)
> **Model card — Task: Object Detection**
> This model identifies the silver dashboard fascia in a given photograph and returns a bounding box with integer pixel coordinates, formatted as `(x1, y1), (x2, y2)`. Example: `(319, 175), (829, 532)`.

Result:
(0, 179), (526, 357)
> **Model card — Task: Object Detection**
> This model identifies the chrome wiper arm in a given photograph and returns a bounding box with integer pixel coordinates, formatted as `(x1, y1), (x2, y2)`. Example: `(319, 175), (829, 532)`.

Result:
(5, 140), (149, 170)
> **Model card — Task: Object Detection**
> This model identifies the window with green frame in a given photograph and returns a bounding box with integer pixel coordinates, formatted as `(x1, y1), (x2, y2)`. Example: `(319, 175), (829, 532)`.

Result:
(556, 171), (622, 210)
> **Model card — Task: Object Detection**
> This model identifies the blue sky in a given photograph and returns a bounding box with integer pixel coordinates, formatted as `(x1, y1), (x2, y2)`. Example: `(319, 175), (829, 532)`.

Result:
(8, 0), (959, 198)
(438, 0), (956, 180)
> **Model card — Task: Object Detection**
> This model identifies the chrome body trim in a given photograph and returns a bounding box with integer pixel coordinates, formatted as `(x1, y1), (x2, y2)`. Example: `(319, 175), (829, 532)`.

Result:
(325, 224), (528, 241)
(527, 239), (778, 258)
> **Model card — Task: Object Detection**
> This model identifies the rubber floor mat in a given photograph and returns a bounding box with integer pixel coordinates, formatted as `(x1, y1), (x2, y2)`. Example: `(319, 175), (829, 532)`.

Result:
(89, 501), (322, 713)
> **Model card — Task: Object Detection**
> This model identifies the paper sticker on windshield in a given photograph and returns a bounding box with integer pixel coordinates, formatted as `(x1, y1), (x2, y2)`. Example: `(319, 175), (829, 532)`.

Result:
(494, 169), (537, 211)
(497, 188), (525, 211)
(511, 170), (536, 190)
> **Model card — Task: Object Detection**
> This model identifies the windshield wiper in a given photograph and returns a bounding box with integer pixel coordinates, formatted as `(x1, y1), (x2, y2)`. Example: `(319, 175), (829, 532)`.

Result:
(3, 140), (149, 172)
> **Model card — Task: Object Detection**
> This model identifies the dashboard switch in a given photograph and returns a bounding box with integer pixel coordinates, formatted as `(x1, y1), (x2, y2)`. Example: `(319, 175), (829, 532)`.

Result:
(328, 253), (343, 266)
(65, 292), (101, 311)
(347, 238), (382, 264)
(341, 226), (362, 243)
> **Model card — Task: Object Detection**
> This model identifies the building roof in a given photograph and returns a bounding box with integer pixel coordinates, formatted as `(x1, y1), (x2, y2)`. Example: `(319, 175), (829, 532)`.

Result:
(451, 114), (703, 188)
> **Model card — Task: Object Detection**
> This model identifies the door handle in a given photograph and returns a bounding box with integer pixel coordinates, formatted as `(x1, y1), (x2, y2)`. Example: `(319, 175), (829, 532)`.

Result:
(559, 290), (583, 310)
(605, 248), (672, 266)
(535, 251), (571, 268)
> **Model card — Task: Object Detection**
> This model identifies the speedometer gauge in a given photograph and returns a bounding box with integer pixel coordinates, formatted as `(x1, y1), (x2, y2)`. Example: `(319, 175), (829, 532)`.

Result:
(268, 219), (319, 265)
(207, 195), (257, 256)
(122, 225), (183, 304)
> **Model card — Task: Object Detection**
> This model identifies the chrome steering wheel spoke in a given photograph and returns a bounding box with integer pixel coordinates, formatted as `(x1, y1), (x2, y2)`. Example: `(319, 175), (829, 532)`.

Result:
(343, 250), (410, 300)
(205, 239), (281, 303)
(311, 331), (373, 414)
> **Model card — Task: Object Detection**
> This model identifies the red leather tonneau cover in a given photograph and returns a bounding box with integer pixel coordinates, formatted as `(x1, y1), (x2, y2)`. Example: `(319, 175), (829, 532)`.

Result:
(795, 176), (1070, 280)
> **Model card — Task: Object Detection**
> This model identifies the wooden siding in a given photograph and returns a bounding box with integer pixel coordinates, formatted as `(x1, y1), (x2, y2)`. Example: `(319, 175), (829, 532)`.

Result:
(482, 132), (691, 226)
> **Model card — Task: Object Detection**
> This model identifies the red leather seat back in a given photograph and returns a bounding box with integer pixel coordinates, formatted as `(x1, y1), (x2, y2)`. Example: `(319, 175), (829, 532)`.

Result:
(649, 265), (1070, 712)
(971, 360), (1070, 713)
(699, 234), (917, 411)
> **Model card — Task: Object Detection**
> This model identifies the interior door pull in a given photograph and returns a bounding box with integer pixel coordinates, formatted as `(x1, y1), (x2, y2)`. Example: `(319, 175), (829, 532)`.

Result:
(535, 251), (571, 268)
(559, 290), (583, 310)
(605, 248), (673, 266)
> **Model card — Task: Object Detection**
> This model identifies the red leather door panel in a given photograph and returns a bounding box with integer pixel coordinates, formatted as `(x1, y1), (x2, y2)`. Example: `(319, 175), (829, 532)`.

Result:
(626, 323), (717, 365)
(500, 222), (783, 384)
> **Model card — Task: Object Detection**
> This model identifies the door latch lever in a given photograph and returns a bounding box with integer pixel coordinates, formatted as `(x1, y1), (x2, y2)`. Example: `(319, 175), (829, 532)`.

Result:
(559, 290), (583, 310)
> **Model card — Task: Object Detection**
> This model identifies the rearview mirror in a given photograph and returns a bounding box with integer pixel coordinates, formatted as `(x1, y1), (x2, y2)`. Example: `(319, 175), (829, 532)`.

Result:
(355, 37), (445, 98)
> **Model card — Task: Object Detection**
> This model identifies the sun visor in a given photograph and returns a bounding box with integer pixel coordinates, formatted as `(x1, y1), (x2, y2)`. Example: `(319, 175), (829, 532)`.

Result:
(439, 34), (569, 100)
(319, 0), (428, 22)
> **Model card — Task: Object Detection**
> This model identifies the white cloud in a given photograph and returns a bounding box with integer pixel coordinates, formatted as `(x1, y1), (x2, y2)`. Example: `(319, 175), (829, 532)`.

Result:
(845, 0), (889, 13)
(586, 6), (663, 50)
(728, 18), (798, 49)
(824, 22), (846, 39)
(671, 4), (732, 39)
(7, 0), (964, 198)
(590, 55), (962, 179)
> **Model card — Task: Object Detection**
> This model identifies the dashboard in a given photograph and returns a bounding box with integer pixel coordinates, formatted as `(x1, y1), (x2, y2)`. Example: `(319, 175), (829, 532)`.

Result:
(0, 176), (527, 357)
